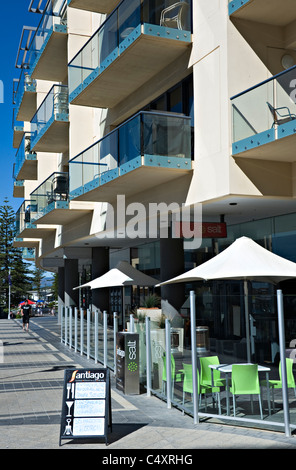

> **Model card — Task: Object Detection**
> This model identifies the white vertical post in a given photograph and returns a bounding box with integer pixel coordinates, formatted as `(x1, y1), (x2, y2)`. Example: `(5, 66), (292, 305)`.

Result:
(61, 306), (64, 343)
(277, 289), (291, 437)
(165, 318), (172, 409)
(103, 310), (108, 368)
(190, 290), (199, 424)
(114, 313), (118, 374)
(69, 306), (73, 349)
(74, 307), (78, 352)
(87, 309), (90, 359)
(65, 306), (68, 346)
(146, 315), (151, 397)
(130, 314), (134, 332)
(95, 310), (98, 363)
(80, 308), (84, 356)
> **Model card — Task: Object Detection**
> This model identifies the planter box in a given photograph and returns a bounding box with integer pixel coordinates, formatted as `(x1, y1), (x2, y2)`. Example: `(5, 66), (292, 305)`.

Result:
(137, 308), (162, 322)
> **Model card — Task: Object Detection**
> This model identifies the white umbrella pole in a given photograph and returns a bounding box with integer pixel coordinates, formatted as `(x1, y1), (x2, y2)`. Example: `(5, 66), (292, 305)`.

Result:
(277, 289), (291, 437)
(244, 280), (251, 363)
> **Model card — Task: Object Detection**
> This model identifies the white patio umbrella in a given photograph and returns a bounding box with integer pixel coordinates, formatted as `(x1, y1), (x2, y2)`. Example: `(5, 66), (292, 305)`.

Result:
(158, 236), (296, 435)
(73, 268), (133, 290)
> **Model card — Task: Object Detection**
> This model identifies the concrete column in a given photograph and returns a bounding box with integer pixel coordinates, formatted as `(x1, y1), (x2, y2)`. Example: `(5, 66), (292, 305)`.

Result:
(64, 259), (79, 308)
(160, 238), (185, 310)
(91, 247), (109, 312)
(58, 267), (65, 324)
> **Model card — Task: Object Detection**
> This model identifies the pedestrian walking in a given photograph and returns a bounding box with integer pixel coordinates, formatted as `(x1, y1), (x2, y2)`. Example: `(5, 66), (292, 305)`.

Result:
(21, 300), (31, 332)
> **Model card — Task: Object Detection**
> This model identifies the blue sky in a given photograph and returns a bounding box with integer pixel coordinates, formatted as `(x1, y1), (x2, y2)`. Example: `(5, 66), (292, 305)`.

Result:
(0, 1), (39, 212)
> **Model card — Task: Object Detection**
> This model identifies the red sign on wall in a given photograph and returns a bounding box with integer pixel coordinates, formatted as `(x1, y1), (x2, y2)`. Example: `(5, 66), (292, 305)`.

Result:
(174, 222), (227, 239)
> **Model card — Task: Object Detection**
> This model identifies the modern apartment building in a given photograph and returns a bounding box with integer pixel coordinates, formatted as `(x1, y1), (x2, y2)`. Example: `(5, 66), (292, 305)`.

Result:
(12, 0), (296, 379)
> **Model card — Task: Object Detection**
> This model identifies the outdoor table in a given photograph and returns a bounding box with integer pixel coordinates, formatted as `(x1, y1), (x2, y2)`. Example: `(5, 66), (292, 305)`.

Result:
(209, 363), (271, 416)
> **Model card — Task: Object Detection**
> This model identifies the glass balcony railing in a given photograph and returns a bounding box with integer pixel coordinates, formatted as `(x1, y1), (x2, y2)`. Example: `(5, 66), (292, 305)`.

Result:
(69, 111), (191, 199)
(22, 247), (36, 260)
(14, 133), (37, 180)
(231, 66), (296, 154)
(30, 84), (69, 150)
(68, 0), (192, 102)
(30, 172), (69, 222)
(13, 70), (37, 118)
(15, 200), (38, 237)
(26, 0), (67, 76)
(228, 0), (250, 15)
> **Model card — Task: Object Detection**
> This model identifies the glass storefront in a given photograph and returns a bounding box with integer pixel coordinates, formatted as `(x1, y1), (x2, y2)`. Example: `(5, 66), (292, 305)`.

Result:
(62, 209), (296, 434)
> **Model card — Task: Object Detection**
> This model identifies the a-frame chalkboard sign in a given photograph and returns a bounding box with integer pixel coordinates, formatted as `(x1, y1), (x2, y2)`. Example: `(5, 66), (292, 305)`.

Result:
(59, 368), (112, 446)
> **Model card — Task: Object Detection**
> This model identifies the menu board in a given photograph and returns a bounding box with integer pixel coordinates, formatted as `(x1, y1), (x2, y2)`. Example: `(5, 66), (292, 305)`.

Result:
(59, 368), (111, 446)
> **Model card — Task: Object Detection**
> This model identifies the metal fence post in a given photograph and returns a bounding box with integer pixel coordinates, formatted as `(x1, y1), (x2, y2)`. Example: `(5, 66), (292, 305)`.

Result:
(277, 289), (291, 437)
(69, 306), (73, 349)
(146, 315), (151, 397)
(80, 308), (84, 356)
(130, 313), (134, 332)
(65, 306), (68, 346)
(190, 290), (199, 424)
(94, 310), (98, 363)
(87, 309), (90, 359)
(74, 307), (78, 353)
(103, 310), (108, 368)
(61, 306), (64, 343)
(114, 312), (118, 374)
(165, 318), (172, 409)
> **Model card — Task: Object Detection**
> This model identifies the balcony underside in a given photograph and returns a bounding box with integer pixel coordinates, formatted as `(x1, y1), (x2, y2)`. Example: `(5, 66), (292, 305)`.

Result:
(232, 124), (296, 162)
(229, 0), (296, 26)
(13, 182), (24, 198)
(31, 120), (69, 153)
(13, 238), (39, 249)
(16, 92), (37, 122)
(13, 126), (24, 149)
(68, 0), (120, 14)
(35, 201), (93, 224)
(16, 156), (37, 181)
(70, 27), (191, 108)
(19, 225), (56, 238)
(71, 156), (192, 202)
(31, 27), (68, 81)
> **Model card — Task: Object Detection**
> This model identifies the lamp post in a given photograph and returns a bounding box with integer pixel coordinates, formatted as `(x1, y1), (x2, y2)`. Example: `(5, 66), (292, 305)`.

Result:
(8, 268), (11, 319)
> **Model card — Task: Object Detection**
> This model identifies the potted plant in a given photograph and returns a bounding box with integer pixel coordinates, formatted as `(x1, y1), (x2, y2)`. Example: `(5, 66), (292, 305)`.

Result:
(137, 294), (162, 323)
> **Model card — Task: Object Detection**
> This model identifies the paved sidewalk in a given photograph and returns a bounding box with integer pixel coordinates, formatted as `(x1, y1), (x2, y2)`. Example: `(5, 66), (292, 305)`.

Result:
(0, 316), (296, 451)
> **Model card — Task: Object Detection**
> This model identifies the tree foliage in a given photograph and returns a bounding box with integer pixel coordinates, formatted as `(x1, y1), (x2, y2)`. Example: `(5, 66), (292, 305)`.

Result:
(0, 198), (32, 310)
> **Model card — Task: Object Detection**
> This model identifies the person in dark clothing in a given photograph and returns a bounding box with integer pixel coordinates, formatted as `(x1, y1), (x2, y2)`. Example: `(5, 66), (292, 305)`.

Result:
(21, 300), (31, 331)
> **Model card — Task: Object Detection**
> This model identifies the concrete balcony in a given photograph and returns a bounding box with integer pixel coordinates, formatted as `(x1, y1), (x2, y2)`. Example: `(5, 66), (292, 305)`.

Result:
(30, 172), (93, 225)
(67, 0), (121, 14)
(14, 133), (37, 181)
(13, 72), (37, 122)
(15, 200), (55, 238)
(13, 237), (39, 249)
(31, 85), (69, 153)
(13, 180), (25, 198)
(13, 123), (24, 149)
(68, 0), (192, 108)
(229, 0), (296, 73)
(231, 66), (296, 162)
(26, 0), (68, 81)
(69, 111), (192, 202)
(229, 0), (296, 29)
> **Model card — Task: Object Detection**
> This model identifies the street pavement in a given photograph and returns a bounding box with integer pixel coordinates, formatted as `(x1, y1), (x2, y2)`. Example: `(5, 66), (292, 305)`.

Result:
(0, 316), (296, 454)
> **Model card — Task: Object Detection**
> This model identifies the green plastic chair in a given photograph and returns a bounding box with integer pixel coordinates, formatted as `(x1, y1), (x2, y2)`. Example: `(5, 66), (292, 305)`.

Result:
(199, 356), (226, 413)
(162, 354), (182, 397)
(199, 356), (226, 388)
(230, 364), (263, 419)
(261, 358), (296, 412)
(182, 363), (221, 413)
